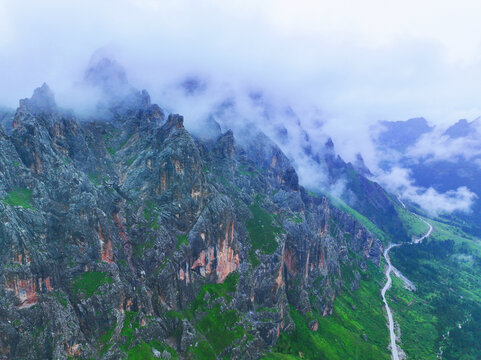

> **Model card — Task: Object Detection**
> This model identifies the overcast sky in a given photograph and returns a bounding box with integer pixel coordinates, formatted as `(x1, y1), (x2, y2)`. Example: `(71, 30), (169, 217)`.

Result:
(2, 0), (481, 213)
(3, 0), (481, 150)
(2, 0), (481, 123)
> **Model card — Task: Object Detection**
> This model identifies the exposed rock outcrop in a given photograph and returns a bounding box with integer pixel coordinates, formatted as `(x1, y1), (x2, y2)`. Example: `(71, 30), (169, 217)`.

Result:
(0, 75), (383, 359)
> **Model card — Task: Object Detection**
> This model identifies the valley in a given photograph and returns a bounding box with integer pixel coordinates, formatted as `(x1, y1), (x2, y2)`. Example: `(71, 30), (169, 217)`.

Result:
(382, 207), (433, 360)
(0, 60), (480, 360)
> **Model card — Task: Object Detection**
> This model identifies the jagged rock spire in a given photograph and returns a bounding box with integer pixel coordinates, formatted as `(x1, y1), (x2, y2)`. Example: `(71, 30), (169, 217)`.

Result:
(19, 83), (57, 115)
(353, 153), (372, 176)
(84, 57), (129, 92)
(83, 56), (155, 117)
(324, 137), (334, 150)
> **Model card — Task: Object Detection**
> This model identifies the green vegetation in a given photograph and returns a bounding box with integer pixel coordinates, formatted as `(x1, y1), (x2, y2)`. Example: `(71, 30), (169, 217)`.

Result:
(239, 164), (260, 177)
(386, 275), (438, 358)
(388, 214), (481, 359)
(126, 341), (178, 360)
(143, 202), (155, 220)
(106, 146), (116, 156)
(71, 271), (113, 298)
(394, 204), (430, 240)
(266, 262), (390, 360)
(247, 199), (283, 265)
(3, 187), (33, 209)
(167, 273), (250, 359)
(196, 305), (244, 355)
(133, 238), (155, 257)
(53, 291), (68, 307)
(127, 155), (138, 167)
(189, 340), (217, 359)
(119, 133), (133, 150)
(288, 213), (303, 224)
(328, 194), (388, 244)
(143, 201), (160, 230)
(102, 132), (116, 156)
(344, 167), (409, 241)
(102, 129), (133, 157)
(119, 311), (179, 359)
(269, 189), (472, 359)
(192, 272), (239, 309)
(120, 311), (140, 350)
(176, 235), (189, 250)
(89, 173), (102, 186)
(99, 323), (116, 356)
(426, 217), (481, 255)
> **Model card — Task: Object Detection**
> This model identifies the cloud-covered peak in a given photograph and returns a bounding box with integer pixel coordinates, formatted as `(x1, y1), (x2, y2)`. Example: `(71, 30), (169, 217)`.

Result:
(443, 118), (480, 139)
(19, 82), (57, 115)
(180, 76), (207, 96)
(84, 57), (130, 94)
(376, 117), (434, 152)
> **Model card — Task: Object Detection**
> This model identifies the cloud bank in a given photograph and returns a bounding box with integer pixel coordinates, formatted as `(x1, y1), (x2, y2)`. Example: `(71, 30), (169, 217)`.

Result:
(378, 167), (477, 215)
(3, 0), (481, 214)
(3, 1), (481, 126)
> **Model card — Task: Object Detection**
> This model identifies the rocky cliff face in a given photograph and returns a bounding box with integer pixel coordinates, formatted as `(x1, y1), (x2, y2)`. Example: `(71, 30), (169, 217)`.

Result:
(321, 138), (408, 242)
(0, 65), (383, 359)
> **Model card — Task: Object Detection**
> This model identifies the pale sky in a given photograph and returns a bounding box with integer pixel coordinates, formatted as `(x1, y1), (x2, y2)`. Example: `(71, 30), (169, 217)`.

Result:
(2, 0), (481, 213)
(2, 0), (481, 144)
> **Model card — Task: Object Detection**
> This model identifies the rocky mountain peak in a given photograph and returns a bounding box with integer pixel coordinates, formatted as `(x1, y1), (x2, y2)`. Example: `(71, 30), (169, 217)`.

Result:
(324, 137), (335, 157)
(83, 57), (157, 120)
(353, 153), (372, 176)
(180, 76), (207, 96)
(84, 57), (129, 92)
(443, 118), (479, 139)
(214, 129), (235, 159)
(324, 137), (334, 149)
(19, 82), (57, 115)
(377, 117), (433, 152)
(165, 113), (184, 129)
(0, 71), (387, 360)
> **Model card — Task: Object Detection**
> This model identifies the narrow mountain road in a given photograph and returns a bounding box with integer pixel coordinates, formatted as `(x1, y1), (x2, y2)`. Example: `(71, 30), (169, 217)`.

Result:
(412, 217), (433, 244)
(382, 199), (433, 360)
(382, 243), (401, 360)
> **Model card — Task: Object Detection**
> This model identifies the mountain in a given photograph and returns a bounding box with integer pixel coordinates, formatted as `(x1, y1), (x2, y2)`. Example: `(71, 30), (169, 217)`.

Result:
(4, 59), (481, 360)
(373, 116), (481, 235)
(184, 87), (409, 244)
(376, 117), (434, 152)
(321, 139), (408, 242)
(443, 118), (479, 139)
(0, 61), (388, 359)
(0, 107), (15, 134)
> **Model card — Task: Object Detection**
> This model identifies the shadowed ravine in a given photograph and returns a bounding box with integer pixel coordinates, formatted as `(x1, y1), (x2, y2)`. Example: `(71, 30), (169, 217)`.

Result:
(382, 203), (433, 360)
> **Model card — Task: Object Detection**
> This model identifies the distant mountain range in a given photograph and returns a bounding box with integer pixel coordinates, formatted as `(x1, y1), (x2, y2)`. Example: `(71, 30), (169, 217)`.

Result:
(374, 116), (481, 235)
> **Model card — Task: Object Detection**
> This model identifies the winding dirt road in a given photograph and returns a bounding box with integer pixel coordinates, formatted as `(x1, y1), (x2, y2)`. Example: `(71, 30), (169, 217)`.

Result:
(382, 201), (433, 359)
(382, 243), (401, 360)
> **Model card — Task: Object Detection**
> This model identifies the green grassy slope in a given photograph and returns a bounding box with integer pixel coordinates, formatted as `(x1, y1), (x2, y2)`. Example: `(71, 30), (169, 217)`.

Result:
(389, 213), (481, 359)
(264, 261), (390, 360)
(269, 191), (481, 360)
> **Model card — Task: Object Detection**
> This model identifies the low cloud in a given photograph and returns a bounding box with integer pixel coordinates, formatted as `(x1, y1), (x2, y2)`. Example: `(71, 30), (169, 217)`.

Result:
(378, 167), (477, 215)
(405, 125), (481, 163)
(2, 0), (481, 215)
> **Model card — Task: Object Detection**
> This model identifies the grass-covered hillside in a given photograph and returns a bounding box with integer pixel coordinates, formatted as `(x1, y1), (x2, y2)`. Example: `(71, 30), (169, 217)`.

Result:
(389, 213), (481, 359)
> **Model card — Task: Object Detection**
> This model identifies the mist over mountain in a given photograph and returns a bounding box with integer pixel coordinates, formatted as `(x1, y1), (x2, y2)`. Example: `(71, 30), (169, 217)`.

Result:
(0, 54), (391, 359)
(370, 116), (481, 234)
(3, 2), (481, 360)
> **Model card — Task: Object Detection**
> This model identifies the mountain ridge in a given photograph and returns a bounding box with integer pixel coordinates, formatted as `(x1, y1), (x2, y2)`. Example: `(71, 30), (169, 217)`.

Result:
(0, 77), (386, 359)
